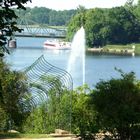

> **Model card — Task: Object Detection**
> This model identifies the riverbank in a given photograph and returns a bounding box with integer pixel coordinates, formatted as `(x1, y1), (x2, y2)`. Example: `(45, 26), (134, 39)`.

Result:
(87, 43), (140, 56)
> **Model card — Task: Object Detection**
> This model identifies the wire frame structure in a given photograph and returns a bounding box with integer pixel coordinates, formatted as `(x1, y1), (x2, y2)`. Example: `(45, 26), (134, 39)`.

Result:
(23, 55), (73, 132)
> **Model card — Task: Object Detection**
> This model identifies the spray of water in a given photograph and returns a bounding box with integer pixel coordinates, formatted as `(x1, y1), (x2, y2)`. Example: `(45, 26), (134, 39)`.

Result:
(67, 27), (86, 85)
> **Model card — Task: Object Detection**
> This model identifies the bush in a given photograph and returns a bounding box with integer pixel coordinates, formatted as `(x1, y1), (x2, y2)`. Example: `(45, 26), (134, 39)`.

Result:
(89, 70), (140, 140)
(0, 107), (8, 131)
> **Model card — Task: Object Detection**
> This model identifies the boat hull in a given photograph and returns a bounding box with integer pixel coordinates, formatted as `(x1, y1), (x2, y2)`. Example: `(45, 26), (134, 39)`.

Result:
(44, 41), (71, 50)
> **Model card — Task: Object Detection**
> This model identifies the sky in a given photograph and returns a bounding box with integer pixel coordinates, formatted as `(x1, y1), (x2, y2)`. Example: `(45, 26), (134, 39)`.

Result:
(25, 0), (138, 10)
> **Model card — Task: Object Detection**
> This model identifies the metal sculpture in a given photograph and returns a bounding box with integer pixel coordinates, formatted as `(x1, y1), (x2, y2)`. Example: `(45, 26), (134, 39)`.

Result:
(23, 55), (73, 132)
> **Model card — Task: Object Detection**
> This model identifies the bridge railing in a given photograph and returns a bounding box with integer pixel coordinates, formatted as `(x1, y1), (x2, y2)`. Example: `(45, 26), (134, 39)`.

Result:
(15, 25), (67, 38)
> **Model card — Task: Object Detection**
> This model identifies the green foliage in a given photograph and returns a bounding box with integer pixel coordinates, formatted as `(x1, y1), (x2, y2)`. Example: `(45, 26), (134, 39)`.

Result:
(0, 59), (29, 131)
(107, 7), (140, 44)
(0, 107), (8, 131)
(22, 89), (72, 134)
(0, 0), (31, 56)
(133, 0), (140, 22)
(66, 14), (82, 41)
(15, 7), (77, 26)
(67, 5), (140, 47)
(20, 69), (140, 140)
(22, 75), (72, 134)
(89, 70), (140, 140)
(66, 7), (86, 41)
(125, 0), (135, 11)
(22, 84), (97, 140)
(22, 105), (48, 133)
(71, 85), (97, 138)
(85, 8), (109, 47)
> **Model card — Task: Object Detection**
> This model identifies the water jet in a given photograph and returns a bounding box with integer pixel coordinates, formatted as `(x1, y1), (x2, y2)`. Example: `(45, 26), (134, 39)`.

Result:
(67, 27), (86, 86)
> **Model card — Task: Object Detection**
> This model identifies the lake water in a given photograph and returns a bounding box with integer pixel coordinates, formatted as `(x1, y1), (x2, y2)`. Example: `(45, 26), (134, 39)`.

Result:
(5, 37), (140, 88)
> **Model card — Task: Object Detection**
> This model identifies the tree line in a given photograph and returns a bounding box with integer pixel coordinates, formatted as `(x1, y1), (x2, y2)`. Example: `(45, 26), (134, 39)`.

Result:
(15, 7), (77, 26)
(67, 2), (140, 47)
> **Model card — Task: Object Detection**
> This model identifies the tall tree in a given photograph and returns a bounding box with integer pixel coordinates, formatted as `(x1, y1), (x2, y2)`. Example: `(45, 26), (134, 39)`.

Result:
(0, 0), (31, 56)
(85, 8), (109, 47)
(0, 60), (29, 130)
(67, 6), (86, 41)
(107, 7), (140, 44)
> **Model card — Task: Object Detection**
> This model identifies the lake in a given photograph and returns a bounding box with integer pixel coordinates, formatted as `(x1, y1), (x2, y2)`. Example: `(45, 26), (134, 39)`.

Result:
(5, 37), (140, 88)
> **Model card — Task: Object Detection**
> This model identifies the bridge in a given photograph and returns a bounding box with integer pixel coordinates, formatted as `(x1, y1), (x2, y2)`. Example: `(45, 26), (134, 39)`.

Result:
(13, 10), (67, 38)
(15, 25), (67, 38)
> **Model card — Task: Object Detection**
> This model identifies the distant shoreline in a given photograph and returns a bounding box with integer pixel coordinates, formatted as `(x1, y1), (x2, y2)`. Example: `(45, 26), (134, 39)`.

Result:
(86, 47), (135, 56)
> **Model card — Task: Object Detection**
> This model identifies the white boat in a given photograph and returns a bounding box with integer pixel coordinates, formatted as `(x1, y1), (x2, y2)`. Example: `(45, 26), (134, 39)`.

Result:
(43, 40), (71, 50)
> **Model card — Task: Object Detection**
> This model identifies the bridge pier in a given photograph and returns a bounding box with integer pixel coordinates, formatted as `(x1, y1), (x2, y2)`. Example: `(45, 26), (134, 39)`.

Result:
(8, 39), (17, 48)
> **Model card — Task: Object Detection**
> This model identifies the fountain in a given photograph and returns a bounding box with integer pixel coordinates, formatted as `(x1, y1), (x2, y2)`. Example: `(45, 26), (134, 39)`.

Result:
(67, 26), (86, 86)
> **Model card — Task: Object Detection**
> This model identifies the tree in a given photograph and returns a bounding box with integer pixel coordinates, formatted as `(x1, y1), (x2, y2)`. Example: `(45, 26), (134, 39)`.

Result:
(0, 0), (31, 56)
(29, 7), (50, 24)
(107, 7), (140, 44)
(0, 107), (8, 131)
(71, 85), (97, 139)
(67, 5), (140, 47)
(0, 60), (29, 130)
(85, 8), (109, 47)
(89, 70), (140, 140)
(133, 0), (140, 22)
(66, 6), (86, 41)
(66, 13), (83, 41)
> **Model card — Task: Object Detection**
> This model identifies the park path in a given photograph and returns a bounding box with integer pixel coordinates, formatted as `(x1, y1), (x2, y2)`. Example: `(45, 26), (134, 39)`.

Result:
(2, 137), (78, 140)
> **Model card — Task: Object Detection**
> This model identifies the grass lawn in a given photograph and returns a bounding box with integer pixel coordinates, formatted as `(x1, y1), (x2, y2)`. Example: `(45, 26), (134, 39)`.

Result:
(104, 43), (140, 55)
(134, 43), (140, 55)
(0, 132), (49, 139)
